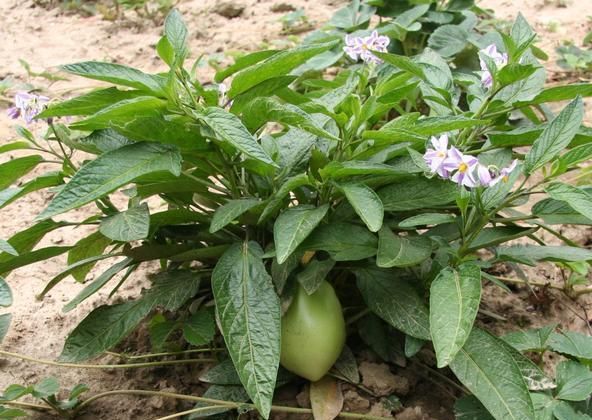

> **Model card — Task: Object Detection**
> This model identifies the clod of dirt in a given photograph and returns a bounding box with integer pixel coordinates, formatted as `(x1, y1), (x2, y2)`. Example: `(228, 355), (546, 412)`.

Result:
(271, 3), (296, 13)
(368, 401), (393, 417)
(360, 361), (410, 396)
(343, 389), (370, 412)
(396, 406), (437, 420)
(296, 384), (311, 408)
(214, 1), (245, 18)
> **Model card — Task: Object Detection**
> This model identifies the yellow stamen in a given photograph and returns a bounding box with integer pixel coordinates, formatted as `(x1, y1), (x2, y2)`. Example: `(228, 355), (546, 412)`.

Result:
(458, 163), (468, 173)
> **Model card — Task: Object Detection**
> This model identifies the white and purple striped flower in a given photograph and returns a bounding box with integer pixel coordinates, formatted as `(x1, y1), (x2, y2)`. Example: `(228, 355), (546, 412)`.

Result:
(423, 135), (451, 178)
(7, 91), (49, 124)
(344, 30), (390, 64)
(479, 44), (508, 89)
(443, 147), (480, 188)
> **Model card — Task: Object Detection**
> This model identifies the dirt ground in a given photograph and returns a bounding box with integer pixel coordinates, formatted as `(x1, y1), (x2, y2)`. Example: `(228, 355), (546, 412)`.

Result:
(0, 0), (591, 419)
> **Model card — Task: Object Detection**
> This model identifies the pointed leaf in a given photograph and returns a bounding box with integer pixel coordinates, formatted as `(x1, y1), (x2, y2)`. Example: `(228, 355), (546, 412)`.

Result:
(183, 308), (215, 346)
(0, 155), (43, 190)
(501, 324), (556, 353)
(340, 183), (383, 232)
(67, 231), (112, 282)
(545, 182), (592, 221)
(0, 240), (18, 257)
(355, 268), (430, 340)
(377, 227), (431, 268)
(378, 177), (457, 211)
(556, 360), (592, 401)
(38, 142), (182, 220)
(296, 258), (335, 295)
(549, 331), (592, 363)
(302, 223), (377, 261)
(212, 242), (281, 418)
(525, 97), (584, 174)
(449, 328), (535, 420)
(274, 205), (329, 264)
(100, 203), (150, 242)
(0, 277), (12, 307)
(164, 9), (188, 62)
(430, 264), (482, 368)
(210, 199), (260, 233)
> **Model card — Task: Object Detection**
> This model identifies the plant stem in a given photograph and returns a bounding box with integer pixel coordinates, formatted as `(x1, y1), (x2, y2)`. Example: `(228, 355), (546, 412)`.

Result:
(105, 348), (226, 360)
(74, 389), (393, 419)
(0, 400), (52, 412)
(0, 350), (215, 369)
(154, 406), (229, 420)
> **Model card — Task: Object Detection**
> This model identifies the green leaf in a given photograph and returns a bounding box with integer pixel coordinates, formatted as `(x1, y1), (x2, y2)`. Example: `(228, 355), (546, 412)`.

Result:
(454, 396), (495, 420)
(372, 51), (425, 80)
(0, 220), (63, 266)
(0, 173), (64, 210)
(0, 141), (31, 154)
(427, 24), (469, 57)
(0, 155), (43, 190)
(377, 227), (431, 268)
(0, 241), (18, 257)
(545, 182), (592, 222)
(333, 346), (359, 384)
(378, 177), (457, 211)
(296, 258), (335, 295)
(149, 314), (177, 351)
(430, 264), (481, 368)
(302, 222), (377, 261)
(399, 213), (455, 228)
(215, 50), (278, 83)
(405, 335), (425, 358)
(0, 314), (11, 343)
(183, 308), (215, 346)
(533, 194), (592, 225)
(469, 226), (537, 251)
(210, 199), (261, 233)
(496, 246), (592, 266)
(340, 183), (383, 232)
(497, 64), (537, 86)
(188, 385), (250, 418)
(549, 331), (592, 363)
(32, 377), (59, 398)
(243, 97), (340, 141)
(525, 97), (584, 174)
(449, 328), (535, 420)
(60, 270), (199, 361)
(274, 205), (329, 264)
(67, 231), (112, 282)
(199, 107), (276, 166)
(0, 277), (12, 307)
(0, 406), (26, 418)
(38, 142), (182, 220)
(62, 61), (166, 96)
(38, 87), (144, 118)
(530, 83), (592, 104)
(164, 9), (188, 62)
(212, 242), (281, 419)
(555, 143), (592, 174)
(258, 173), (312, 223)
(63, 258), (133, 312)
(199, 358), (241, 385)
(320, 161), (409, 180)
(229, 40), (338, 97)
(553, 401), (592, 420)
(556, 360), (592, 401)
(100, 203), (150, 242)
(0, 246), (72, 276)
(355, 268), (430, 340)
(501, 325), (556, 353)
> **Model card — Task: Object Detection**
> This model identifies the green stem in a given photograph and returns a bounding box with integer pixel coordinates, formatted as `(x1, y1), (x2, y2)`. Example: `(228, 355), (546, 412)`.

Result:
(105, 347), (226, 360)
(154, 406), (229, 420)
(0, 350), (215, 369)
(0, 400), (52, 412)
(74, 389), (392, 419)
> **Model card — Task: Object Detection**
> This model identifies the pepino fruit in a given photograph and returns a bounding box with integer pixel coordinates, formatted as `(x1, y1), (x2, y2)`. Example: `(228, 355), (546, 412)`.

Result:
(280, 280), (346, 382)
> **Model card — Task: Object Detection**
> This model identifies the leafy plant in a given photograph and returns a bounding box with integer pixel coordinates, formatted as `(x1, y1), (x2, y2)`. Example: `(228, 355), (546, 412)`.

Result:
(557, 41), (592, 74)
(2, 5), (592, 420)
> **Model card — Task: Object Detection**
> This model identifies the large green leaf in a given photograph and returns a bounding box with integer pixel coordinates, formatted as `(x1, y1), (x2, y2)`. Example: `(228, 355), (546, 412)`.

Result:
(215, 50), (278, 83)
(0, 314), (11, 343)
(549, 331), (592, 363)
(198, 107), (276, 166)
(164, 9), (188, 62)
(296, 258), (335, 295)
(545, 182), (592, 222)
(302, 223), (377, 261)
(38, 87), (144, 118)
(533, 194), (592, 225)
(0, 246), (71, 276)
(378, 177), (457, 211)
(430, 264), (482, 368)
(355, 268), (430, 340)
(524, 97), (584, 174)
(0, 173), (64, 210)
(0, 220), (64, 265)
(0, 155), (43, 190)
(340, 183), (383, 232)
(449, 328), (535, 420)
(99, 203), (150, 242)
(62, 61), (166, 96)
(60, 270), (200, 361)
(529, 83), (592, 104)
(182, 308), (215, 346)
(502, 324), (556, 353)
(273, 205), (329, 264)
(428, 24), (470, 57)
(38, 142), (182, 220)
(0, 277), (12, 307)
(376, 227), (431, 268)
(496, 245), (592, 266)
(212, 242), (281, 419)
(555, 360), (592, 401)
(210, 199), (260, 233)
(229, 41), (338, 97)
(372, 51), (426, 80)
(67, 231), (112, 282)
(320, 161), (409, 180)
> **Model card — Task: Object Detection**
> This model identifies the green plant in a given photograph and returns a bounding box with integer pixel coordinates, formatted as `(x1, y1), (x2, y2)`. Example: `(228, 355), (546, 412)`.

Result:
(2, 6), (592, 420)
(557, 41), (592, 73)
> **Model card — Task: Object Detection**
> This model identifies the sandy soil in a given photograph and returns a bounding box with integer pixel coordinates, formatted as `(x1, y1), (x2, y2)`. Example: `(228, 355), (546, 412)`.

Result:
(0, 0), (591, 419)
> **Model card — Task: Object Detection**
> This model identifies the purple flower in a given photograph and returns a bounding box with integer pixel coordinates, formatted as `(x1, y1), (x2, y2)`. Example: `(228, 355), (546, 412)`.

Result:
(476, 164), (494, 186)
(443, 147), (479, 188)
(479, 44), (508, 89)
(423, 135), (450, 178)
(344, 30), (390, 64)
(8, 91), (49, 124)
(489, 160), (518, 186)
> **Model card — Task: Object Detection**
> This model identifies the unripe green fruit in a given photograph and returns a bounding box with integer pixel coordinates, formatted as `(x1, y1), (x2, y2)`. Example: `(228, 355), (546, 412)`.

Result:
(280, 280), (346, 382)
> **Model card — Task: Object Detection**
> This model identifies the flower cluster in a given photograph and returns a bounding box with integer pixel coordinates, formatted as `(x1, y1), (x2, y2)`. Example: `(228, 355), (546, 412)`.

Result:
(7, 92), (49, 124)
(479, 44), (508, 89)
(343, 30), (390, 64)
(424, 135), (518, 188)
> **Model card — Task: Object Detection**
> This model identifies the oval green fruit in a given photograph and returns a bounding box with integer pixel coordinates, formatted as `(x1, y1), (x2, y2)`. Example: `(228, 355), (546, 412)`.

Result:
(280, 280), (346, 382)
